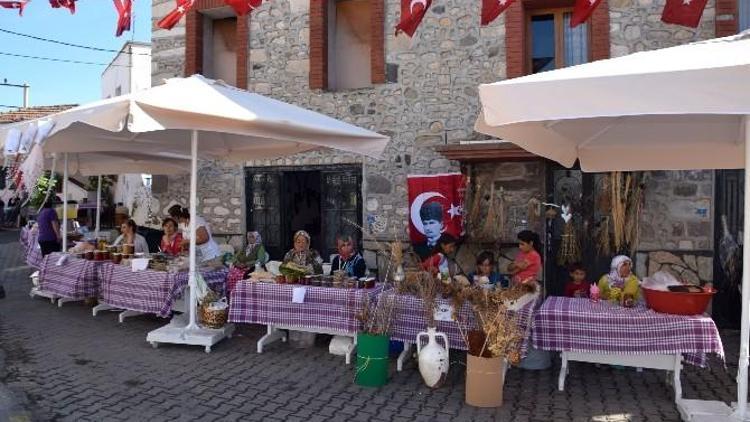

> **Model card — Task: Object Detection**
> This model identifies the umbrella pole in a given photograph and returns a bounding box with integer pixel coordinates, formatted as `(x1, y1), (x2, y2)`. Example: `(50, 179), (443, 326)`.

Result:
(735, 116), (750, 420)
(62, 153), (68, 252)
(187, 130), (199, 331)
(95, 175), (101, 238)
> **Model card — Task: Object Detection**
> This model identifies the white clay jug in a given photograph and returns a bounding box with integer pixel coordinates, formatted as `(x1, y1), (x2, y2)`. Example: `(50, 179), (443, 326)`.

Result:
(417, 327), (449, 388)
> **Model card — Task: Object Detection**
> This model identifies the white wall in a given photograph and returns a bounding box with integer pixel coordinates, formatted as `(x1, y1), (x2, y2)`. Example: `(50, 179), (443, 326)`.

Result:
(101, 43), (152, 98)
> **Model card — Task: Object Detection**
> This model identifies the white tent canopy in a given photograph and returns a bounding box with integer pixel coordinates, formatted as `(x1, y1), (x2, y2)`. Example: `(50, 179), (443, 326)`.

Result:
(476, 31), (750, 172)
(477, 31), (750, 421)
(2, 74), (389, 352)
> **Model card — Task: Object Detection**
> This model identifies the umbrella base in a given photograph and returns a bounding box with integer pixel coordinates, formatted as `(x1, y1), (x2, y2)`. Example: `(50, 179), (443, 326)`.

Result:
(146, 314), (234, 353)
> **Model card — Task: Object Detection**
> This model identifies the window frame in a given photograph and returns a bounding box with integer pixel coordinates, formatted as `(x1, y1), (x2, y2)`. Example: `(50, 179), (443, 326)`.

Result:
(525, 7), (593, 74)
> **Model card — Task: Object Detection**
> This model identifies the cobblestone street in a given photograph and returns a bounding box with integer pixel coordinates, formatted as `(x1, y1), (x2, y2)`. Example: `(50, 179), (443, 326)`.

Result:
(0, 229), (740, 421)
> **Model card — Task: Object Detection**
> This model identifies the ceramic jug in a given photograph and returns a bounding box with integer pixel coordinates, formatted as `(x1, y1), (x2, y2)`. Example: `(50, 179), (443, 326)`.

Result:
(417, 327), (449, 388)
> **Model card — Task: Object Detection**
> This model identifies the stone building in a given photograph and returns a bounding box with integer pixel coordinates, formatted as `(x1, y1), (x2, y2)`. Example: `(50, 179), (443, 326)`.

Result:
(150, 0), (749, 323)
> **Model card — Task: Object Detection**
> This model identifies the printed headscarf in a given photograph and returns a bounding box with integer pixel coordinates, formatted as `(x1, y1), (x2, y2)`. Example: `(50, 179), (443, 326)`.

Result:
(608, 255), (633, 288)
(245, 231), (262, 255)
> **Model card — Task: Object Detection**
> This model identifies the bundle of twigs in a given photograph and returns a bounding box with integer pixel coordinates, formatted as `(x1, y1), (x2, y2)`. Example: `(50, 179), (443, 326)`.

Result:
(557, 220), (581, 266)
(357, 290), (398, 336)
(595, 216), (611, 257)
(624, 175), (645, 257)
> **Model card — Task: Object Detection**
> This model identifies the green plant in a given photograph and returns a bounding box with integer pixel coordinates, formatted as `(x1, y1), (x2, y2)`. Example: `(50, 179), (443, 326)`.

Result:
(85, 175), (115, 203)
(29, 172), (58, 208)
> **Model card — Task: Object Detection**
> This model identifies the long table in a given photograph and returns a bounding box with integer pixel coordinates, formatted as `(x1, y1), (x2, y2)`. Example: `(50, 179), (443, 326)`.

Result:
(95, 263), (228, 321)
(38, 252), (103, 305)
(228, 281), (384, 364)
(390, 292), (539, 371)
(532, 296), (725, 402)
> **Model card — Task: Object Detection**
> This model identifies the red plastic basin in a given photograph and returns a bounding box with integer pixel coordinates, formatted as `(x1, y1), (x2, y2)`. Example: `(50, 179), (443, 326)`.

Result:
(641, 287), (715, 316)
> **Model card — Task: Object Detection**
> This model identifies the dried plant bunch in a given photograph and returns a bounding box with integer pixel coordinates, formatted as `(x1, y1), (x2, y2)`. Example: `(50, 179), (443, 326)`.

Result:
(357, 290), (398, 336)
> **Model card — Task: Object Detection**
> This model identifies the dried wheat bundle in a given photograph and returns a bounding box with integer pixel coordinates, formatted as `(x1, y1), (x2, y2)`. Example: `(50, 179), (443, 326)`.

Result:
(624, 175), (645, 257)
(466, 176), (484, 235)
(557, 220), (581, 267)
(596, 216), (611, 256)
(358, 290), (398, 336)
(610, 172), (625, 253)
(527, 198), (542, 226)
(494, 187), (506, 239)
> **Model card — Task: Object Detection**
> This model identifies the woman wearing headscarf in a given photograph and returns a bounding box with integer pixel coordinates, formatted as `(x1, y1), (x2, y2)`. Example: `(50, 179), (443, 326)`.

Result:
(283, 230), (323, 275)
(598, 255), (641, 304)
(236, 231), (269, 269)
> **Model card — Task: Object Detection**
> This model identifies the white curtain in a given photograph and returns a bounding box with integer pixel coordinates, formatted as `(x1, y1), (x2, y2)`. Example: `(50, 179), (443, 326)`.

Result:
(741, 0), (750, 32)
(563, 13), (589, 67)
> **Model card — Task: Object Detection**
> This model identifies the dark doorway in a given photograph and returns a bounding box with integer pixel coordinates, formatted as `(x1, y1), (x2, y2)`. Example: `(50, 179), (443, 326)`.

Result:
(713, 169), (743, 329)
(245, 166), (362, 261)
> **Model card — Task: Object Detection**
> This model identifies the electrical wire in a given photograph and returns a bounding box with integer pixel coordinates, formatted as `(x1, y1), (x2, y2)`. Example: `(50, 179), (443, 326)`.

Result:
(0, 27), (150, 56)
(0, 51), (132, 67)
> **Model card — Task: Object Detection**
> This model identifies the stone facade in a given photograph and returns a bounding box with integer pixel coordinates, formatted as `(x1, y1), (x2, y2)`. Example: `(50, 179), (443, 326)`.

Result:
(151, 0), (721, 279)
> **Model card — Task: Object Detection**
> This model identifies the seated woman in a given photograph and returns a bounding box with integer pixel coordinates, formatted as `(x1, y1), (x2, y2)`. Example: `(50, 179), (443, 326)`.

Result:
(235, 231), (269, 269)
(330, 233), (366, 278)
(283, 230), (323, 275)
(507, 230), (542, 286)
(468, 251), (508, 288)
(160, 217), (183, 255)
(168, 205), (221, 264)
(598, 255), (640, 305)
(113, 219), (150, 254)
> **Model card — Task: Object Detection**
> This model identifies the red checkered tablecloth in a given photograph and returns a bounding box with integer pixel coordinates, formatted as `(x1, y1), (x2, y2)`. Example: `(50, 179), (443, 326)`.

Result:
(390, 293), (538, 355)
(532, 296), (724, 367)
(98, 263), (228, 317)
(228, 281), (384, 335)
(38, 253), (102, 299)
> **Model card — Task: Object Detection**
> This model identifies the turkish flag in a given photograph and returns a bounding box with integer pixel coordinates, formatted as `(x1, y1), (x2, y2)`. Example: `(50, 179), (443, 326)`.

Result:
(113, 0), (132, 37)
(570, 0), (601, 28)
(395, 0), (432, 37)
(408, 173), (467, 258)
(0, 1), (28, 16)
(49, 0), (76, 14)
(481, 0), (515, 26)
(158, 0), (196, 30)
(661, 0), (708, 27)
(225, 0), (262, 16)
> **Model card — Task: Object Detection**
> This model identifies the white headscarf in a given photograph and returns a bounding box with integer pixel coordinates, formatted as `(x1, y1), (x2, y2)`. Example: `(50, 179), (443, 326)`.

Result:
(608, 255), (633, 288)
(246, 231), (262, 255)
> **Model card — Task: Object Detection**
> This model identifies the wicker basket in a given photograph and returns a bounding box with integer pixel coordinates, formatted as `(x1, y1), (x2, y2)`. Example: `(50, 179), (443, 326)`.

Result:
(199, 304), (228, 329)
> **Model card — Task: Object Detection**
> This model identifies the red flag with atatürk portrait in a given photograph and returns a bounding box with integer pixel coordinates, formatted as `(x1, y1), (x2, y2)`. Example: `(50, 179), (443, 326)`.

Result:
(661, 0), (708, 28)
(407, 173), (466, 259)
(395, 0), (432, 37)
(225, 0), (263, 16)
(0, 1), (29, 16)
(481, 0), (515, 26)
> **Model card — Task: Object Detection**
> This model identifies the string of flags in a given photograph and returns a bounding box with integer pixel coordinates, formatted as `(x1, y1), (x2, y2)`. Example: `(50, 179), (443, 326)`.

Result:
(0, 0), (712, 39)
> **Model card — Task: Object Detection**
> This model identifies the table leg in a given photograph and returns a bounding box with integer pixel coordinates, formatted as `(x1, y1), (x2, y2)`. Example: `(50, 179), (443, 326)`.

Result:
(672, 354), (683, 402)
(92, 302), (120, 317)
(257, 325), (286, 353)
(558, 351), (569, 391)
(57, 297), (82, 308)
(397, 342), (413, 372)
(345, 335), (357, 365)
(29, 287), (58, 303)
(118, 310), (145, 323)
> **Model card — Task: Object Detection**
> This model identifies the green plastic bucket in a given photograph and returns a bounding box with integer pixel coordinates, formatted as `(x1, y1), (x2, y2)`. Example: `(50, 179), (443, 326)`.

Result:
(355, 333), (390, 387)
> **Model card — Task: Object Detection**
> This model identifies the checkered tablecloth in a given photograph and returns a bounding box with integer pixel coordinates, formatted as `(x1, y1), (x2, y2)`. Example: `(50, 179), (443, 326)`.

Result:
(98, 263), (228, 317)
(228, 281), (384, 335)
(532, 296), (724, 367)
(38, 253), (102, 299)
(390, 293), (539, 355)
(21, 228), (44, 270)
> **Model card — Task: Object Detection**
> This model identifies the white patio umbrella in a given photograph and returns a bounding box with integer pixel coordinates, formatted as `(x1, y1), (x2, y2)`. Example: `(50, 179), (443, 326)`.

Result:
(0, 74), (390, 351)
(476, 31), (750, 421)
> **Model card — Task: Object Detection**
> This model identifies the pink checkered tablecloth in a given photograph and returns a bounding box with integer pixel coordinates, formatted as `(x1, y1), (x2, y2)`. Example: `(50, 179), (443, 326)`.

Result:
(38, 253), (102, 299)
(228, 281), (384, 335)
(390, 293), (539, 355)
(532, 296), (724, 367)
(21, 228), (44, 270)
(98, 263), (228, 317)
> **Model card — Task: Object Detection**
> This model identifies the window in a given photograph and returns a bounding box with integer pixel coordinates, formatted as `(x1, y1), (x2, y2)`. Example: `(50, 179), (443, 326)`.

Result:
(328, 0), (372, 90)
(203, 16), (238, 86)
(527, 9), (589, 73)
(740, 0), (750, 31)
(114, 86), (122, 96)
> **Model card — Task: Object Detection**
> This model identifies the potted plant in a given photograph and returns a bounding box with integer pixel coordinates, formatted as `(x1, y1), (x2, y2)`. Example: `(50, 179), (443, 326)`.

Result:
(454, 284), (530, 408)
(354, 291), (397, 387)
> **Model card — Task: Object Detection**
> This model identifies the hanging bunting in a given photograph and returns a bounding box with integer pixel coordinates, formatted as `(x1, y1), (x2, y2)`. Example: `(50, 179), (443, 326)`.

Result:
(570, 0), (601, 28)
(49, 0), (76, 14)
(661, 0), (708, 27)
(0, 0), (29, 16)
(224, 0), (262, 16)
(481, 0), (515, 26)
(158, 0), (195, 30)
(113, 0), (133, 37)
(395, 0), (432, 37)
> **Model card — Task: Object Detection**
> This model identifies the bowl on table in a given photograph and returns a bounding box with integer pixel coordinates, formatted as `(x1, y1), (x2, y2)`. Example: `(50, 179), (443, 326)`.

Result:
(641, 286), (715, 316)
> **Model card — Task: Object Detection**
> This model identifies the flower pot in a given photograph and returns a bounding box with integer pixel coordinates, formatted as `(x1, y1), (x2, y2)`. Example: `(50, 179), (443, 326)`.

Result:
(355, 332), (389, 387)
(417, 327), (449, 388)
(465, 354), (506, 408)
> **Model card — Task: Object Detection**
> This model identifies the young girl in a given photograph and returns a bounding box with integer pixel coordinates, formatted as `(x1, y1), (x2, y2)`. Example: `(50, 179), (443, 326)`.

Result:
(507, 230), (542, 286)
(468, 251), (508, 288)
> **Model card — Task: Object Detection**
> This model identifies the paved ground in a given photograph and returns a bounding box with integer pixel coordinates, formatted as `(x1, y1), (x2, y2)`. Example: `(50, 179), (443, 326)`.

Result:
(0, 228), (741, 421)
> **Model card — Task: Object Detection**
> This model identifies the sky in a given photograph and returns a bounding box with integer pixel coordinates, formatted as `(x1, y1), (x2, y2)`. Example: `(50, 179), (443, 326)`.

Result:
(0, 0), (152, 109)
